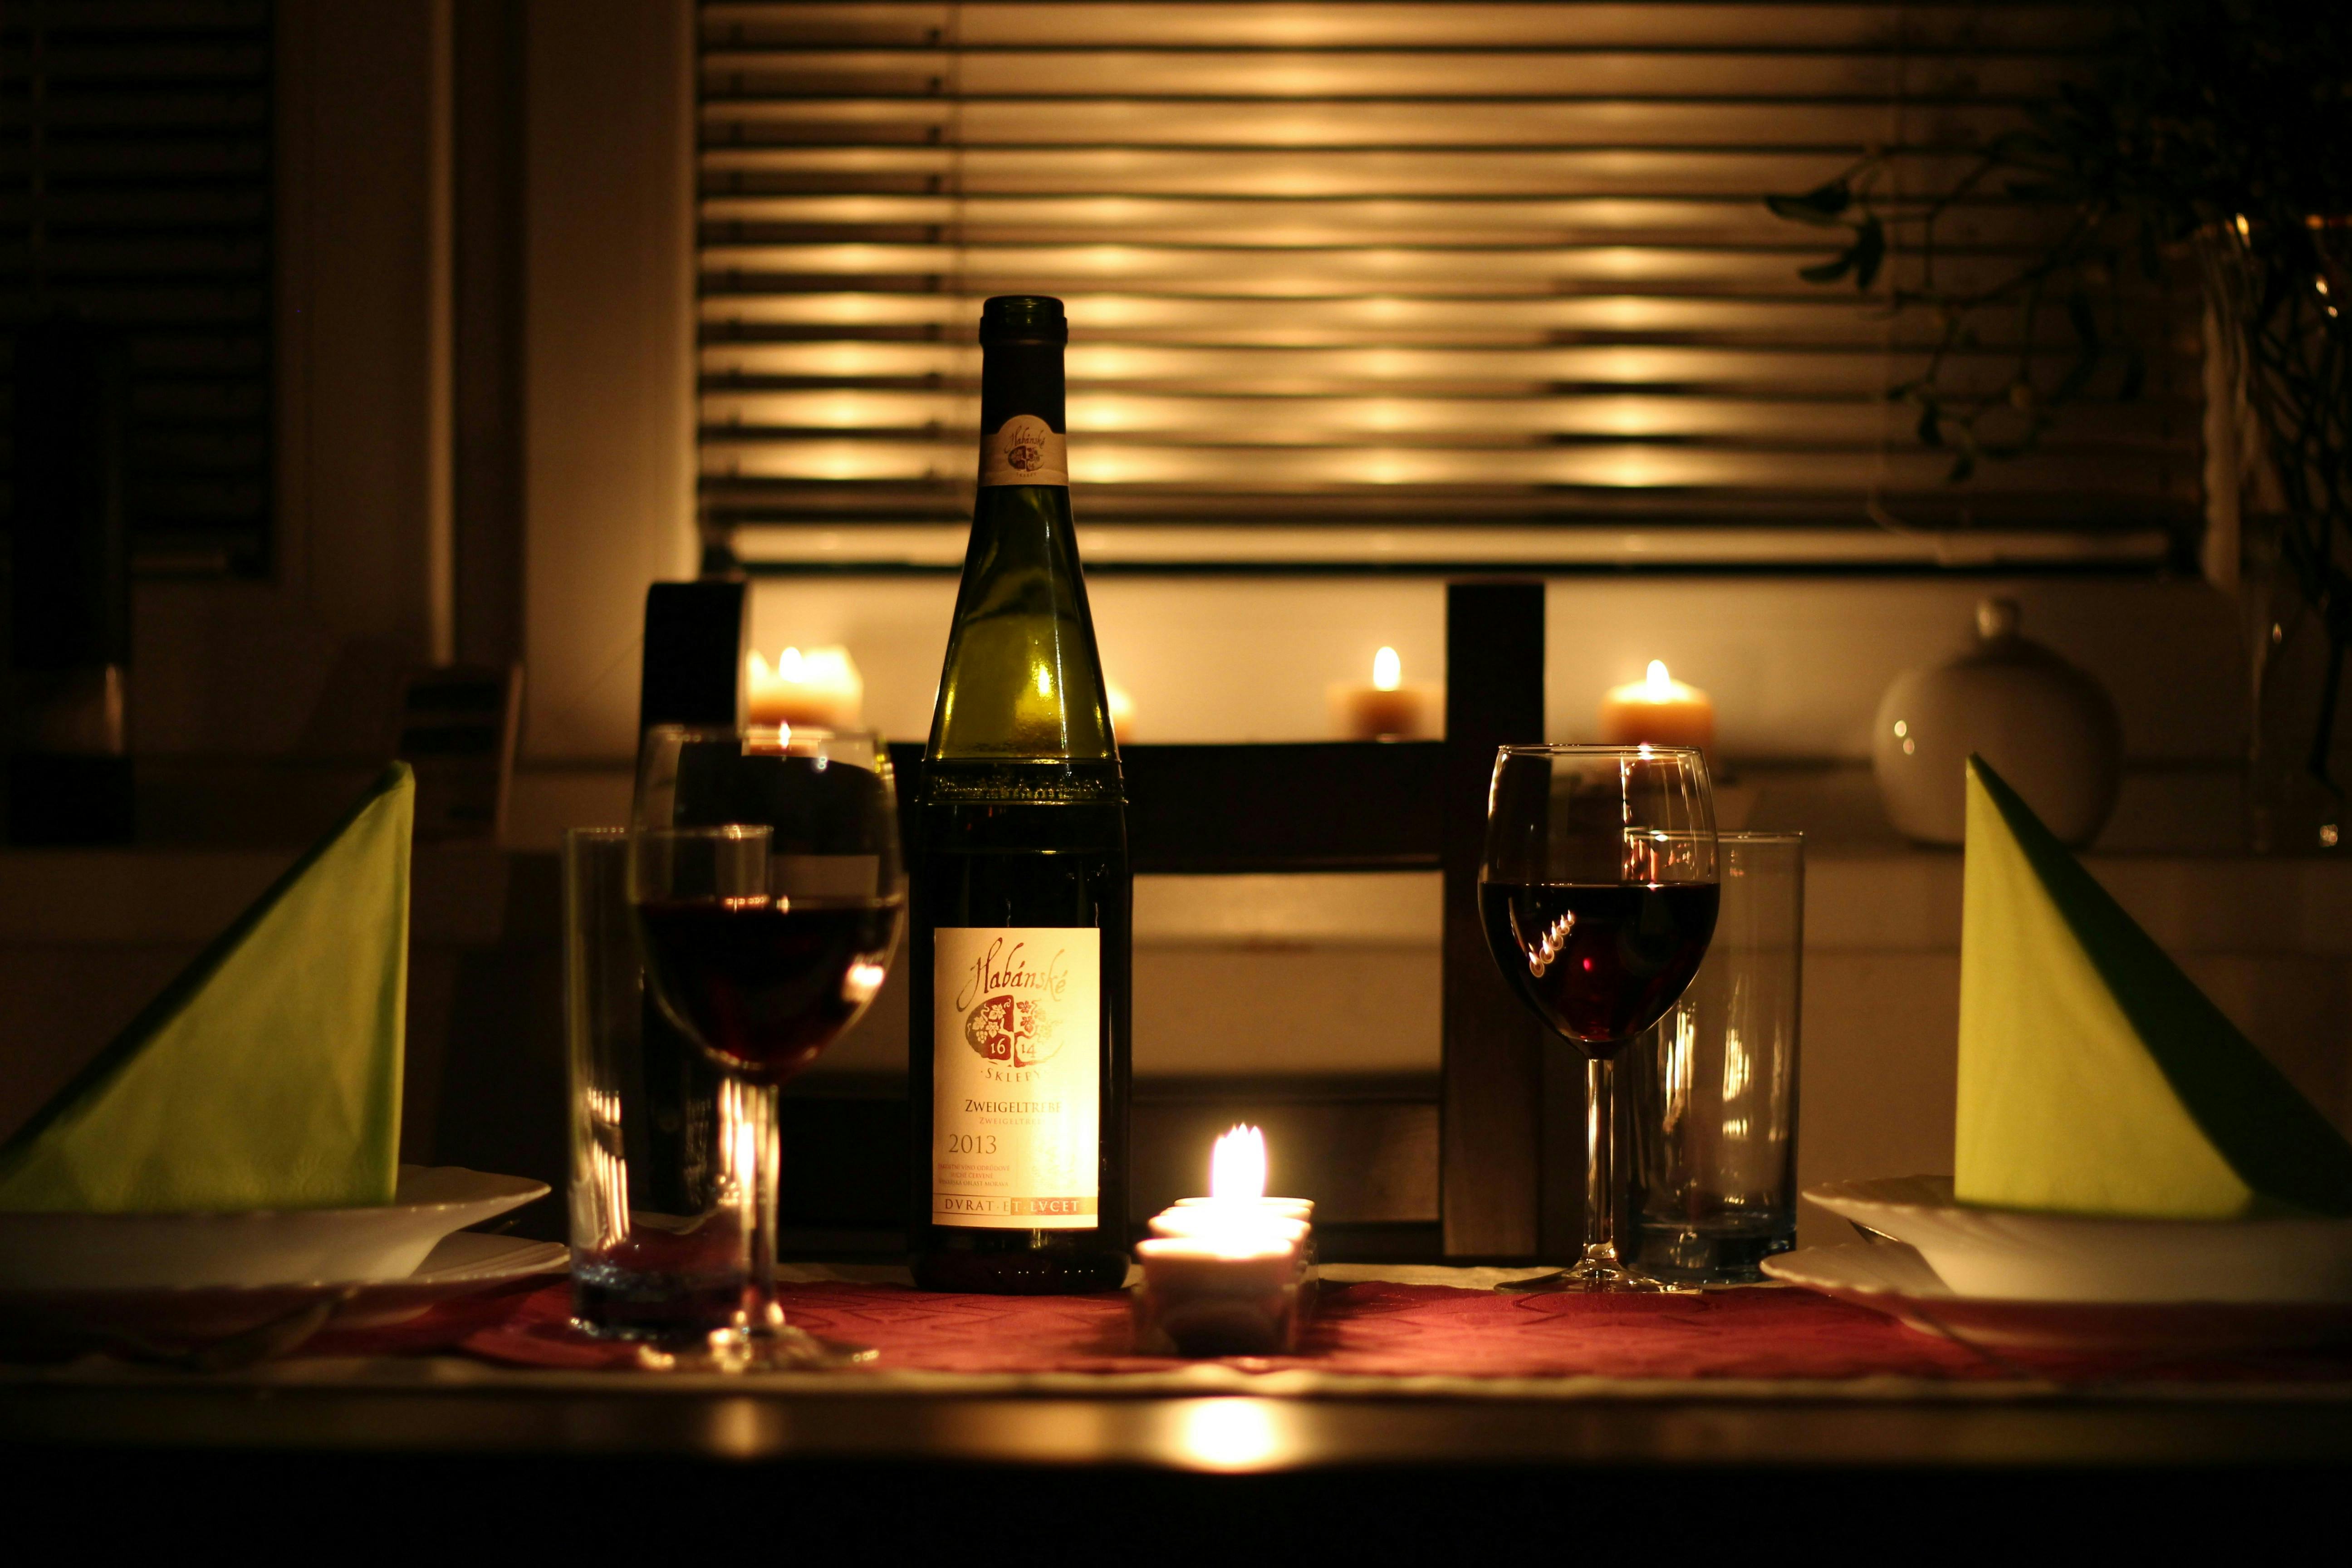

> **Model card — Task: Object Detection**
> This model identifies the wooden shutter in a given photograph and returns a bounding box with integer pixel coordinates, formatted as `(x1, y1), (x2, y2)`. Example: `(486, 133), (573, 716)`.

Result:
(696, 2), (2193, 570)
(2, 0), (274, 578)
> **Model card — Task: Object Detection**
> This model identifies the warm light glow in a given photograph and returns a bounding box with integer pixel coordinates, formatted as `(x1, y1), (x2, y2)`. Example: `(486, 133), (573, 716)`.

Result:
(1606, 660), (1704, 708)
(1210, 1123), (1268, 1202)
(746, 645), (863, 727)
(1171, 1399), (1286, 1471)
(1372, 647), (1401, 691)
(844, 962), (887, 1004)
(1107, 681), (1135, 741)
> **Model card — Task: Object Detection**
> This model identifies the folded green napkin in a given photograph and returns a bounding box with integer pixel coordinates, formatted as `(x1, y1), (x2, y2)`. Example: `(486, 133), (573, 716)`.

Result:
(0, 765), (412, 1213)
(1955, 755), (2352, 1219)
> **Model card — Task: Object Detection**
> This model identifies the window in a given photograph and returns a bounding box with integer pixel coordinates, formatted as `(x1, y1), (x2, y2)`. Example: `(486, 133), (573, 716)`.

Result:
(696, 2), (2191, 571)
(2, 0), (275, 578)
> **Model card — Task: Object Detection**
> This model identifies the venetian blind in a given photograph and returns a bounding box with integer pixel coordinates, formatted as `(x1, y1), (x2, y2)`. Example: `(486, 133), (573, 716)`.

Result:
(1, 0), (274, 577)
(696, 1), (2194, 569)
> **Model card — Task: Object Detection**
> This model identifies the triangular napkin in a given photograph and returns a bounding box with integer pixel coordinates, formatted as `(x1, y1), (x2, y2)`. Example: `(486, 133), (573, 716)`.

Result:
(0, 764), (413, 1212)
(1955, 756), (2352, 1218)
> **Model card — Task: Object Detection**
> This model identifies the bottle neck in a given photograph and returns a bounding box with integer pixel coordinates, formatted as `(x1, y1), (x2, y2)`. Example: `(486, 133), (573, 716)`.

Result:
(975, 341), (1069, 490)
(980, 341), (1064, 434)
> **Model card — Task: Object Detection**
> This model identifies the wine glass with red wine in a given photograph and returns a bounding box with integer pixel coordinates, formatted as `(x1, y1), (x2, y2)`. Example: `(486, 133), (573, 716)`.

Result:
(1480, 745), (1718, 1292)
(632, 724), (905, 1365)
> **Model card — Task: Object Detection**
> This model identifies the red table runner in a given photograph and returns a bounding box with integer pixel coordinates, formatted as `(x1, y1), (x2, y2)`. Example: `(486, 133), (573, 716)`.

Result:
(366, 1279), (2352, 1384)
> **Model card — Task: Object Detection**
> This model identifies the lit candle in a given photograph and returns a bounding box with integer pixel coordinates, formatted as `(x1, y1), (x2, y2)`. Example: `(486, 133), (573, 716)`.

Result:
(1329, 646), (1437, 740)
(1134, 1124), (1314, 1357)
(1598, 660), (1715, 754)
(745, 646), (864, 729)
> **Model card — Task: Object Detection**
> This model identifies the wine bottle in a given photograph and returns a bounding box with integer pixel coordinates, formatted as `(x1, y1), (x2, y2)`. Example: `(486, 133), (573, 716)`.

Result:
(908, 295), (1132, 1293)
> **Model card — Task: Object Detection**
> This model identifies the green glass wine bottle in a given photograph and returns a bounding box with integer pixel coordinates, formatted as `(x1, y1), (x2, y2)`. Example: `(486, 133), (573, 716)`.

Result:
(908, 295), (1131, 1293)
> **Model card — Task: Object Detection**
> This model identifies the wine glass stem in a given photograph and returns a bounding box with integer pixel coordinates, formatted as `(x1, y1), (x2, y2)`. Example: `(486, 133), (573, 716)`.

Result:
(1582, 1054), (1617, 1267)
(723, 1075), (784, 1336)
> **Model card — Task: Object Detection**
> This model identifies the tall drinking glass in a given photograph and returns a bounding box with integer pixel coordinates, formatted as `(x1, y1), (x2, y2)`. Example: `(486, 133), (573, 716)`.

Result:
(1480, 745), (1718, 1292)
(631, 725), (905, 1366)
(566, 825), (739, 1339)
(1626, 831), (1804, 1284)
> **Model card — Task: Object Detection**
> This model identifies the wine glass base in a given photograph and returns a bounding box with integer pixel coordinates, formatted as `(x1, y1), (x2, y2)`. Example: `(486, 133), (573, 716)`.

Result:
(1496, 1256), (1690, 1295)
(637, 1323), (879, 1372)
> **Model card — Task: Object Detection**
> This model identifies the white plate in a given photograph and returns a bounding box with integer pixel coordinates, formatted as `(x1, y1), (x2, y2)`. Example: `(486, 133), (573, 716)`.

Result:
(1805, 1175), (2352, 1304)
(0, 1231), (568, 1358)
(0, 1165), (549, 1290)
(1765, 1243), (2352, 1353)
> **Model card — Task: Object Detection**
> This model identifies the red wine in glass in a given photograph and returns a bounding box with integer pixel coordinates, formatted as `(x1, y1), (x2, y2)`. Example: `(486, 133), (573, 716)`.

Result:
(1480, 743), (1719, 1293)
(1478, 882), (1720, 1054)
(636, 897), (902, 1083)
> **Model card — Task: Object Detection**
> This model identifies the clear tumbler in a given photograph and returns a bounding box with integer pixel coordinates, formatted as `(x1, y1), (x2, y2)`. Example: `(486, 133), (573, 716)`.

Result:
(1624, 831), (1803, 1285)
(564, 826), (736, 1338)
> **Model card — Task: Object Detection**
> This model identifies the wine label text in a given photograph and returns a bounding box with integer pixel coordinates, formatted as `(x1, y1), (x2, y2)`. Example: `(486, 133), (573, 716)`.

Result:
(932, 926), (1100, 1229)
(978, 414), (1070, 487)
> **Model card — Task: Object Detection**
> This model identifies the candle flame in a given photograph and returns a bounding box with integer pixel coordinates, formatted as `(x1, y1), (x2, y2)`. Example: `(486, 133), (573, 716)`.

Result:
(746, 646), (865, 728)
(1210, 1123), (1267, 1202)
(1372, 647), (1401, 691)
(1646, 659), (1673, 697)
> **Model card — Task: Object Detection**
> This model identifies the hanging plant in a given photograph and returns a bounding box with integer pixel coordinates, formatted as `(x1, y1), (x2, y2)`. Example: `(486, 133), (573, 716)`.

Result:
(1770, 0), (2352, 840)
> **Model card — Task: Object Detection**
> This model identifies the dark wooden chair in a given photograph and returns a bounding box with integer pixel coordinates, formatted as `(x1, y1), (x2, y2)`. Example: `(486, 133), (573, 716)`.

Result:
(643, 580), (1564, 1261)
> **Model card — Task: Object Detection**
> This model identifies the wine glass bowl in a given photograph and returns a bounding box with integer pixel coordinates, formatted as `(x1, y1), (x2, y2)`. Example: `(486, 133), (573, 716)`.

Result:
(1480, 745), (1719, 1292)
(629, 725), (906, 1364)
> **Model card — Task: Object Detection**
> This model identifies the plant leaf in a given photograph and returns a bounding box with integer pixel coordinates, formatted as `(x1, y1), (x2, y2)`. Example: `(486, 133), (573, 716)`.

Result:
(1852, 217), (1886, 290)
(1764, 180), (1851, 226)
(1988, 129), (2049, 163)
(2051, 352), (2098, 406)
(2117, 349), (2146, 402)
(2067, 290), (2099, 349)
(1798, 250), (1856, 284)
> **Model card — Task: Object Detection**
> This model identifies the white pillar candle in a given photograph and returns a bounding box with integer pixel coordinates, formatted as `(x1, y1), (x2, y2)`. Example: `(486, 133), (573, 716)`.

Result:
(1597, 659), (1715, 754)
(1329, 646), (1438, 740)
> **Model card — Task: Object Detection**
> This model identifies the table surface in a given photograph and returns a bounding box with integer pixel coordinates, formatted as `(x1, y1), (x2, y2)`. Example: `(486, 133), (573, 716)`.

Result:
(7, 1264), (2352, 1475)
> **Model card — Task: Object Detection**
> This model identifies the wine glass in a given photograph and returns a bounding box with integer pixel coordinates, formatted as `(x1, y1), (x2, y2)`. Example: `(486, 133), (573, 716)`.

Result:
(1480, 745), (1719, 1292)
(631, 724), (905, 1365)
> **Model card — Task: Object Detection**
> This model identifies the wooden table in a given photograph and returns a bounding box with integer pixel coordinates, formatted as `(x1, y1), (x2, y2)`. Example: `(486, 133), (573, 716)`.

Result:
(7, 1263), (2349, 1547)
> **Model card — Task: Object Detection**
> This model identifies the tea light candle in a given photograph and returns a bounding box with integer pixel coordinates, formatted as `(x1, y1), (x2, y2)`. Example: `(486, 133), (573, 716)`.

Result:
(1330, 647), (1437, 740)
(1135, 1125), (1314, 1357)
(1149, 1210), (1309, 1246)
(1172, 1196), (1313, 1223)
(746, 646), (864, 729)
(1598, 660), (1715, 754)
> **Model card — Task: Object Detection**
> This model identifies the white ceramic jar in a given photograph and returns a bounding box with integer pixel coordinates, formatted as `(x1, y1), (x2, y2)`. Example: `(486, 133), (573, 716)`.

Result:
(1871, 598), (2123, 848)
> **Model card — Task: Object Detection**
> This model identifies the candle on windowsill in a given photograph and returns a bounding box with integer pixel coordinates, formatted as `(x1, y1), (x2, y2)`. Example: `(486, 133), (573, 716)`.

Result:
(1330, 647), (1437, 740)
(1598, 660), (1715, 755)
(746, 646), (864, 730)
(1135, 1125), (1314, 1357)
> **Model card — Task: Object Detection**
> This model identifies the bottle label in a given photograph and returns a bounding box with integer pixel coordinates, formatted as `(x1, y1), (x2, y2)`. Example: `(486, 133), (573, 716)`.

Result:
(931, 927), (1100, 1228)
(977, 415), (1069, 488)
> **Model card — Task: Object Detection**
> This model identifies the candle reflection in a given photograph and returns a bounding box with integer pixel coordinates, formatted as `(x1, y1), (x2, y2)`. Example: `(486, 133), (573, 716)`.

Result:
(1169, 1398), (1288, 1471)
